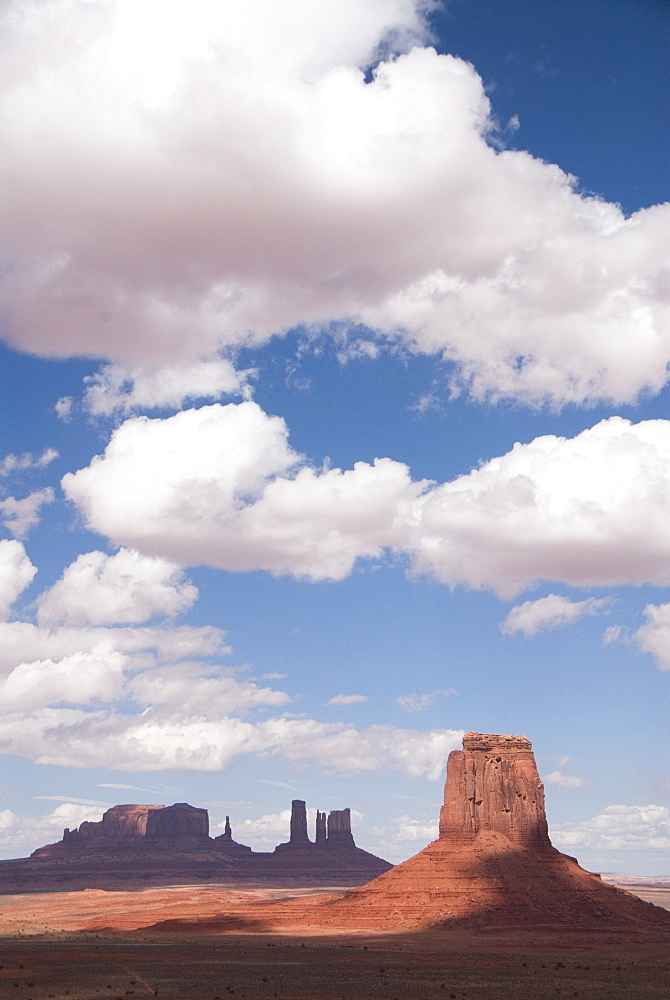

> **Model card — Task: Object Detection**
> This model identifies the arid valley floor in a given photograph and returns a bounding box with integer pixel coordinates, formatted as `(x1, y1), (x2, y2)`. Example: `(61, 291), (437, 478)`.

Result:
(0, 882), (669, 1000)
(2, 736), (668, 999)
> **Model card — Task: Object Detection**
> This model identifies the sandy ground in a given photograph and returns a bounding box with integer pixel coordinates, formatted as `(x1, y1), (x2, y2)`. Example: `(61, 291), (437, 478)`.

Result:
(0, 885), (668, 999)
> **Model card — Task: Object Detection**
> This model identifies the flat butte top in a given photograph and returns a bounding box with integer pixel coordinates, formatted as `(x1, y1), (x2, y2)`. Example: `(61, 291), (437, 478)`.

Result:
(462, 732), (532, 752)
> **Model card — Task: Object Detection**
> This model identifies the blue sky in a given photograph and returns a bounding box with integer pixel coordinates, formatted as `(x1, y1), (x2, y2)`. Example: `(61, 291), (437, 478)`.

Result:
(0, 0), (668, 875)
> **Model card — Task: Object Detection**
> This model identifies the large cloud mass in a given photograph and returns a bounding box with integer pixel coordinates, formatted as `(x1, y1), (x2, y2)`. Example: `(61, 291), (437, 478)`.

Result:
(0, 612), (463, 777)
(63, 404), (670, 599)
(62, 401), (425, 580)
(0, 0), (668, 406)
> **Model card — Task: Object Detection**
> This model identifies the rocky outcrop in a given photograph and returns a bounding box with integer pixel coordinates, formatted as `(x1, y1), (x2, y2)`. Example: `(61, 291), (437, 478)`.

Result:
(311, 732), (670, 932)
(145, 802), (209, 839)
(61, 804), (165, 844)
(327, 808), (355, 847)
(269, 800), (390, 882)
(289, 800), (309, 843)
(10, 734), (670, 932)
(5, 795), (390, 891)
(212, 815), (253, 858)
(439, 732), (550, 848)
(42, 802), (208, 853)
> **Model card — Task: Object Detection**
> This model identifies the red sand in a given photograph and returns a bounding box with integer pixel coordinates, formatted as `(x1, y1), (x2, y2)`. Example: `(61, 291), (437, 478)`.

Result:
(0, 884), (669, 1000)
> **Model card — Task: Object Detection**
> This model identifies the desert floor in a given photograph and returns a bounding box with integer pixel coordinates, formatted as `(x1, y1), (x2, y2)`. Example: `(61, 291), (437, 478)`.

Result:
(0, 885), (668, 1000)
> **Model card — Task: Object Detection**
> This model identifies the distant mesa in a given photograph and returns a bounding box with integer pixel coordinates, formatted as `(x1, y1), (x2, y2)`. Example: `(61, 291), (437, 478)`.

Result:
(0, 796), (391, 893)
(59, 802), (209, 844)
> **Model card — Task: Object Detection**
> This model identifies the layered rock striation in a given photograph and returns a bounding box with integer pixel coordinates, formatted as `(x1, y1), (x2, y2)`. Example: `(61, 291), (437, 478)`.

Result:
(63, 804), (163, 842)
(439, 733), (550, 848)
(309, 732), (670, 932)
(36, 802), (210, 855)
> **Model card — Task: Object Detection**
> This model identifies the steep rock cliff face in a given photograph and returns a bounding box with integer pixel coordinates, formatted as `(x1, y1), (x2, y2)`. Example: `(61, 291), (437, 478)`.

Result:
(270, 801), (390, 880)
(439, 732), (550, 848)
(146, 803), (209, 838)
(62, 804), (164, 843)
(289, 800), (309, 843)
(311, 732), (670, 932)
(327, 808), (355, 847)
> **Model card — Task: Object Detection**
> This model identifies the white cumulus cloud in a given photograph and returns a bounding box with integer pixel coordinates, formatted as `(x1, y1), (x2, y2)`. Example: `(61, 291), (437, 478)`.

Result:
(500, 594), (612, 638)
(545, 771), (586, 789)
(0, 1), (667, 407)
(63, 406), (670, 604)
(0, 709), (463, 777)
(0, 613), (462, 778)
(82, 358), (251, 415)
(37, 548), (199, 626)
(62, 401), (424, 581)
(0, 802), (106, 856)
(0, 649), (128, 711)
(371, 813), (439, 863)
(544, 757), (586, 789)
(634, 602), (670, 671)
(551, 804), (670, 856)
(0, 448), (58, 477)
(0, 621), (230, 672)
(0, 488), (55, 538)
(409, 416), (670, 597)
(397, 689), (455, 712)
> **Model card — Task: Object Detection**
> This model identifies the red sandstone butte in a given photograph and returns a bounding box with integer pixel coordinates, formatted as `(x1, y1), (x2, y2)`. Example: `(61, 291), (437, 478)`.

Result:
(439, 732), (550, 848)
(305, 732), (670, 932)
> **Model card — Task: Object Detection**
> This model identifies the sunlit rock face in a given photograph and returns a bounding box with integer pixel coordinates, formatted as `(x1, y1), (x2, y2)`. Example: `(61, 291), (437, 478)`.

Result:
(306, 732), (670, 932)
(57, 802), (210, 844)
(439, 732), (551, 849)
(64, 804), (164, 842)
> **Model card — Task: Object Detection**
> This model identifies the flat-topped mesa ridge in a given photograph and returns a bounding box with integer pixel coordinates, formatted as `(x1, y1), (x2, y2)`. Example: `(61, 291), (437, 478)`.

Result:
(32, 802), (210, 858)
(439, 731), (550, 849)
(145, 802), (209, 839)
(61, 804), (165, 843)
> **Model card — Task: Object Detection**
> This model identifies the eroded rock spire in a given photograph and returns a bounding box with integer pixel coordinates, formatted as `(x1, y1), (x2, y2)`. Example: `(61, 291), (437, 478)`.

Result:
(289, 799), (310, 843)
(327, 808), (355, 846)
(439, 732), (550, 848)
